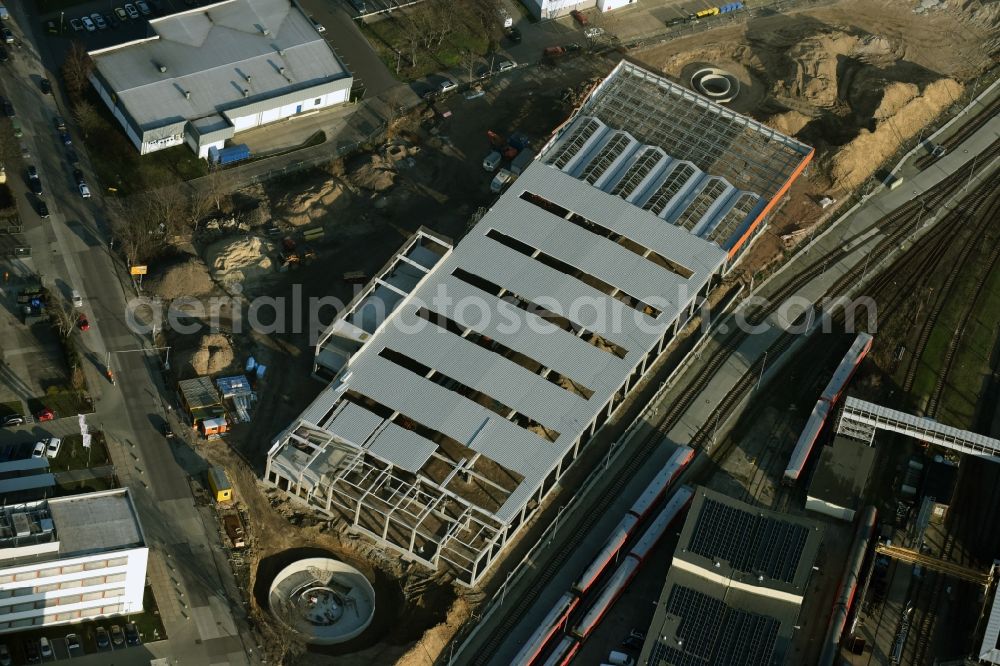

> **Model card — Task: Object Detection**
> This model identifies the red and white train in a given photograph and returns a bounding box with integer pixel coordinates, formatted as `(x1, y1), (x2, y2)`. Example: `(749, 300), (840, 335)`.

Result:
(784, 333), (873, 482)
(509, 447), (696, 666)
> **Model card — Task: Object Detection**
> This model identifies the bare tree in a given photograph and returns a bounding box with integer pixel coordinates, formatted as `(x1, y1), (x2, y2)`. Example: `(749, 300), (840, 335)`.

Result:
(72, 100), (101, 139)
(62, 41), (94, 102)
(459, 48), (480, 83)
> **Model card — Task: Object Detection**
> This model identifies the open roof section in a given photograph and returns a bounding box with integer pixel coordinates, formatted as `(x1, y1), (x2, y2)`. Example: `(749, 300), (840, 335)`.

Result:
(541, 61), (813, 255)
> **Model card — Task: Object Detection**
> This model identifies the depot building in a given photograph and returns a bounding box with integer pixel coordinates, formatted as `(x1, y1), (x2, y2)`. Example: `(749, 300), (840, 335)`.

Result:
(88, 0), (353, 158)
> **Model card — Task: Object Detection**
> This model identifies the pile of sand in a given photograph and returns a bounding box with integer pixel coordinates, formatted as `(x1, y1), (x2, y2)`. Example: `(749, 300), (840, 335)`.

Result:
(147, 259), (214, 300)
(639, 23), (965, 193)
(176, 333), (236, 377)
(829, 77), (964, 189)
(206, 236), (275, 291)
(347, 152), (397, 192)
(274, 178), (350, 227)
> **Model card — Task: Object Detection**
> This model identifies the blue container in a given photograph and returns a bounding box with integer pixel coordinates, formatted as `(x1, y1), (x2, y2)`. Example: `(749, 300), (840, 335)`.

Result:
(209, 144), (251, 166)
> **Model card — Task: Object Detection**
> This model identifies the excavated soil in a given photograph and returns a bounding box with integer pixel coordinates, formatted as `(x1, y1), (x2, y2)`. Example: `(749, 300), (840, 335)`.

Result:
(205, 235), (276, 294)
(635, 0), (997, 270)
(636, 0), (993, 193)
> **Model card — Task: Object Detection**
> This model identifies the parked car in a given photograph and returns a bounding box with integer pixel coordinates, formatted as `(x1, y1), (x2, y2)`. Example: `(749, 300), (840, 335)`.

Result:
(438, 78), (457, 93)
(115, 7), (128, 21)
(70, 18), (84, 31)
(309, 15), (325, 32)
(0, 643), (10, 666)
(79, 182), (91, 198)
(505, 26), (522, 43)
(45, 438), (61, 458)
(497, 60), (516, 72)
(136, 0), (152, 16)
(27, 165), (38, 180)
(124, 622), (140, 646)
(54, 115), (66, 131)
(32, 442), (46, 459)
(73, 168), (85, 185)
(0, 46), (8, 62)
(28, 173), (42, 196)
(2, 98), (13, 117)
(1, 28), (13, 44)
(23, 639), (39, 664)
(621, 628), (646, 652)
(81, 16), (96, 31)
(38, 637), (52, 660)
(0, 415), (23, 427)
(20, 144), (29, 158)
(110, 624), (126, 648)
(36, 408), (55, 422)
(95, 626), (111, 650)
(65, 634), (81, 654)
(570, 9), (589, 26)
(72, 290), (83, 307)
(91, 13), (107, 29)
(124, 4), (140, 19)
(39, 78), (51, 94)
(45, 20), (59, 35)
(106, 13), (120, 28)
(77, 313), (90, 330)
(60, 131), (72, 146)
(37, 200), (49, 219)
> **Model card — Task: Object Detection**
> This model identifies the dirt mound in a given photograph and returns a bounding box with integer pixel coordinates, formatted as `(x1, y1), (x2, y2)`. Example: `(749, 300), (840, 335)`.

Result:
(767, 109), (813, 136)
(206, 236), (275, 292)
(828, 77), (963, 189)
(638, 15), (967, 193)
(175, 333), (236, 377)
(274, 178), (350, 227)
(147, 259), (215, 300)
(347, 153), (397, 192)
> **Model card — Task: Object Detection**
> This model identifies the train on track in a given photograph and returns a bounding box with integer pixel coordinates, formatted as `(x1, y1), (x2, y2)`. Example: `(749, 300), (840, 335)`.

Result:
(510, 447), (695, 666)
(784, 332), (873, 482)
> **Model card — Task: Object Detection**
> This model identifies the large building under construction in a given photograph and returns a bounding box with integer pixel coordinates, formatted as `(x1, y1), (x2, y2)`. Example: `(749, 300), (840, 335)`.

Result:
(263, 61), (813, 585)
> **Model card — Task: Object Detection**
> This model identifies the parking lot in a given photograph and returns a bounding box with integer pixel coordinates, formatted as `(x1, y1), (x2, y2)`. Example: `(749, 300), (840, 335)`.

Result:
(1, 616), (149, 664)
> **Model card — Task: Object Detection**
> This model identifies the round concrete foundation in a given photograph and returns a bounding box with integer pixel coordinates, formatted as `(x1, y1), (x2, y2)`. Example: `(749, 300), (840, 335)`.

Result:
(268, 557), (376, 645)
(691, 67), (741, 103)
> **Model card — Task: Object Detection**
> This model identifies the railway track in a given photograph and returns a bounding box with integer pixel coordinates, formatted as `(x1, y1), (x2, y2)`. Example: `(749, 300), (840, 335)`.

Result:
(914, 94), (1000, 171)
(926, 191), (1000, 416)
(460, 136), (1000, 666)
(898, 184), (1000, 395)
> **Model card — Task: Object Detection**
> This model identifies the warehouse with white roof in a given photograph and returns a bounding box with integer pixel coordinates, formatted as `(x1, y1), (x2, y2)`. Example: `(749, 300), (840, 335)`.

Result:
(88, 0), (353, 157)
(264, 61), (812, 585)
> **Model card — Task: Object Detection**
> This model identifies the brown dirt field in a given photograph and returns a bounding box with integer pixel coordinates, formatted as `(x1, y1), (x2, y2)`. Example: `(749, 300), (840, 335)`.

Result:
(634, 0), (998, 270)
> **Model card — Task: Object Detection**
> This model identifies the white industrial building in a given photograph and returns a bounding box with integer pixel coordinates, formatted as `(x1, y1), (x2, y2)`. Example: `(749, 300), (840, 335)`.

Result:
(88, 0), (353, 157)
(0, 489), (148, 634)
(525, 0), (636, 20)
(264, 61), (812, 586)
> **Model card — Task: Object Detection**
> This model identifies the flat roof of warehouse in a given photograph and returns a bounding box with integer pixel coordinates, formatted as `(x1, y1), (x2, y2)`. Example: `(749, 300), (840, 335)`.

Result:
(675, 486), (823, 596)
(641, 572), (795, 666)
(807, 436), (875, 511)
(89, 0), (349, 129)
(540, 61), (812, 250)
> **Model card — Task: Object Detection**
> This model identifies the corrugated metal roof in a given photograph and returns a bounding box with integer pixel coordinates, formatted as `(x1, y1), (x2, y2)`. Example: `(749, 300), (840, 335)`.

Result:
(328, 402), (385, 446)
(366, 422), (437, 474)
(91, 0), (350, 130)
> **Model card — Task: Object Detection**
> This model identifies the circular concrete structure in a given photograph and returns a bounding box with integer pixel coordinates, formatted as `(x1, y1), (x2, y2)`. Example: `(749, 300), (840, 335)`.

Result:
(691, 67), (741, 104)
(268, 557), (376, 645)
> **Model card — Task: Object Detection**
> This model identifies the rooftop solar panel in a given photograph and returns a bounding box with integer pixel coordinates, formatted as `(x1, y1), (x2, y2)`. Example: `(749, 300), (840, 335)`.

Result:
(688, 498), (810, 583)
(649, 585), (781, 666)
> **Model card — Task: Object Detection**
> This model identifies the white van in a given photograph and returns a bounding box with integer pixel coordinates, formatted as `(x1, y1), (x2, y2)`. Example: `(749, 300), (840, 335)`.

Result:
(0, 5), (9, 21)
(71, 290), (83, 308)
(482, 151), (502, 172)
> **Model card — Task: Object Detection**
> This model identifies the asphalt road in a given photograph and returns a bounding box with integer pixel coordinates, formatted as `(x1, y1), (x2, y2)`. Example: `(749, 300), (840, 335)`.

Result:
(1, 5), (258, 664)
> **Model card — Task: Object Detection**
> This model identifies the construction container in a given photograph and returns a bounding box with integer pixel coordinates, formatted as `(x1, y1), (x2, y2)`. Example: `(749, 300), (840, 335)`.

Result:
(209, 144), (251, 166)
(199, 416), (228, 439)
(208, 466), (233, 503)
